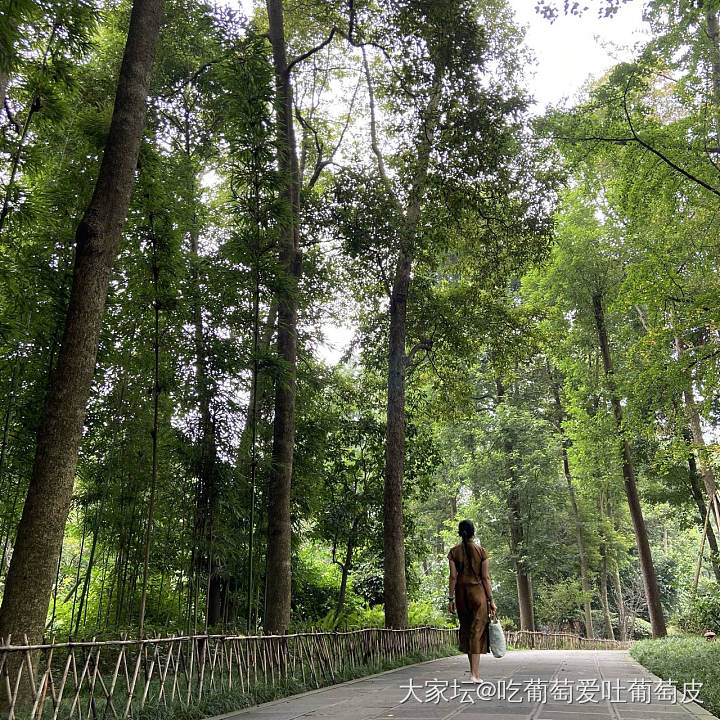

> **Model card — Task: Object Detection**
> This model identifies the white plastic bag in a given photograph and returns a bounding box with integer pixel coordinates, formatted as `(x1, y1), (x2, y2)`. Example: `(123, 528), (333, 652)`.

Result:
(488, 616), (506, 658)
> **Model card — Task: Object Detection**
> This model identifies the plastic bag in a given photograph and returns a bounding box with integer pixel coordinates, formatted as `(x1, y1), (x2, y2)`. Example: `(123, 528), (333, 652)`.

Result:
(489, 616), (506, 658)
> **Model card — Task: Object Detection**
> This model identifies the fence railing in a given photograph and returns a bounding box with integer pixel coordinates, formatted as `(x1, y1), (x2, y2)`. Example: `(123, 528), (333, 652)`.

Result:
(506, 630), (630, 650)
(0, 627), (458, 719)
(0, 626), (631, 719)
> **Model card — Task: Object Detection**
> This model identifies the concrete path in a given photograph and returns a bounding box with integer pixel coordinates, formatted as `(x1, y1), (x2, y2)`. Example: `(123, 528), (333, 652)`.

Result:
(211, 650), (717, 720)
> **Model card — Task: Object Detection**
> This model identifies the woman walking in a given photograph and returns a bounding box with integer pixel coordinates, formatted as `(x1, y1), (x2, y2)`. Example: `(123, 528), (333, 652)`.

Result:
(447, 519), (497, 682)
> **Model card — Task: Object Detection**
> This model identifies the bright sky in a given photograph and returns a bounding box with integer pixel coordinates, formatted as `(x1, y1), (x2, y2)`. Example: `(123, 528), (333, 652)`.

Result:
(509, 0), (649, 110)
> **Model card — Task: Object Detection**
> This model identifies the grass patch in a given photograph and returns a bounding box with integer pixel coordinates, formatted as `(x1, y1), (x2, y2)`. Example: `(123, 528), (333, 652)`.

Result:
(133, 647), (461, 720)
(630, 636), (720, 718)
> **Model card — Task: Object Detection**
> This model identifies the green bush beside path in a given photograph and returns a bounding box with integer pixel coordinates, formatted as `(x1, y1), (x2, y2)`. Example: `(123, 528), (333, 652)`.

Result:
(630, 636), (720, 718)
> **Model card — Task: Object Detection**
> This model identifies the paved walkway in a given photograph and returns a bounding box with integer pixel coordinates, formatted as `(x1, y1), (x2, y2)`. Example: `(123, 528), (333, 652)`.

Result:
(212, 650), (716, 720)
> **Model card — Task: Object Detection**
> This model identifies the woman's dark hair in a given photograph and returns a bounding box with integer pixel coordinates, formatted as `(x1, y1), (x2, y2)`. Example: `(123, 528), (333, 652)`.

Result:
(458, 520), (480, 580)
(458, 519), (474, 540)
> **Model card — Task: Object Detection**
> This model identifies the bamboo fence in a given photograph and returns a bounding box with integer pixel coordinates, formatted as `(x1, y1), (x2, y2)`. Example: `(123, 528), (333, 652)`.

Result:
(506, 630), (630, 650)
(0, 627), (631, 719)
(0, 627), (457, 719)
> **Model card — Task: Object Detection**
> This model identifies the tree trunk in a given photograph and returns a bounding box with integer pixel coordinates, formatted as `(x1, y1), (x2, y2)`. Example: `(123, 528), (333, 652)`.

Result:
(0, 82), (42, 234)
(242, 301), (276, 633)
(496, 376), (535, 631)
(684, 428), (720, 582)
(69, 519), (87, 634)
(181, 112), (222, 630)
(0, 72), (7, 118)
(611, 563), (627, 642)
(138, 223), (162, 638)
(237, 303), (277, 473)
(0, 0), (164, 650)
(0, 478), (20, 584)
(598, 551), (614, 640)
(363, 52), (443, 629)
(606, 498), (626, 641)
(263, 0), (301, 635)
(598, 494), (616, 640)
(335, 563), (349, 622)
(676, 340), (720, 532)
(74, 525), (98, 637)
(515, 573), (534, 631)
(0, 373), (17, 582)
(191, 224), (220, 627)
(0, 370), (14, 500)
(550, 376), (594, 637)
(0, 7), (16, 119)
(335, 526), (357, 623)
(384, 249), (411, 628)
(380, 79), (442, 630)
(565, 442), (594, 636)
(705, 9), (720, 143)
(207, 574), (222, 628)
(527, 574), (536, 629)
(591, 293), (666, 638)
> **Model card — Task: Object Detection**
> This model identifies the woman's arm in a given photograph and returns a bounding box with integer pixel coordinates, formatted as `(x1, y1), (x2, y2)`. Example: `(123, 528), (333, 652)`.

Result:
(448, 556), (457, 612)
(481, 554), (497, 613)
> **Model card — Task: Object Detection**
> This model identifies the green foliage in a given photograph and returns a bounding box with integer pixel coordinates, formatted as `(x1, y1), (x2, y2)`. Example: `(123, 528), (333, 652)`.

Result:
(536, 579), (593, 627)
(290, 545), (341, 626)
(324, 601), (454, 630)
(673, 582), (720, 635)
(631, 618), (654, 640)
(497, 615), (517, 632)
(2, 0), (720, 660)
(631, 636), (720, 717)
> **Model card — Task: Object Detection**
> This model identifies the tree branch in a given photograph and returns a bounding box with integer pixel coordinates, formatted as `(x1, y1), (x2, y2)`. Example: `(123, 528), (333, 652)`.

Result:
(622, 83), (720, 199)
(634, 305), (649, 332)
(362, 47), (393, 196)
(373, 248), (392, 298)
(543, 134), (634, 145)
(286, 27), (337, 76)
(305, 67), (362, 191)
(3, 98), (19, 133)
(406, 338), (433, 373)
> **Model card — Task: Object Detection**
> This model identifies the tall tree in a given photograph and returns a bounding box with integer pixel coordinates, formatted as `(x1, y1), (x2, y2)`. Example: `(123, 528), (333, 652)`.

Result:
(356, 0), (550, 628)
(548, 369), (594, 637)
(263, 0), (302, 634)
(365, 5), (453, 630)
(494, 373), (536, 631)
(261, 0), (360, 632)
(0, 0), (165, 645)
(525, 189), (668, 638)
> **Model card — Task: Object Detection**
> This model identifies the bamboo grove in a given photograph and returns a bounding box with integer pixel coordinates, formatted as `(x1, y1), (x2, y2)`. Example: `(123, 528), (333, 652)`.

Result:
(0, 0), (719, 654)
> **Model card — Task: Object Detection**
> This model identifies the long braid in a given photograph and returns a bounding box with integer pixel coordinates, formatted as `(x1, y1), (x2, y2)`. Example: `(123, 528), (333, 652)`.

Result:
(461, 533), (472, 573)
(461, 531), (481, 581)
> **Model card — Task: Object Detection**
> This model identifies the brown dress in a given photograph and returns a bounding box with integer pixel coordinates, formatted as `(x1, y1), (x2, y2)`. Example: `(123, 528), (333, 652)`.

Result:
(448, 542), (490, 654)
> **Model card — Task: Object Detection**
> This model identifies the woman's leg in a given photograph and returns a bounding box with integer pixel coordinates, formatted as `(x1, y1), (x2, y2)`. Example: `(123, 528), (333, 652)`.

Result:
(467, 653), (472, 672)
(470, 653), (481, 680)
(457, 585), (472, 663)
(467, 583), (487, 681)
